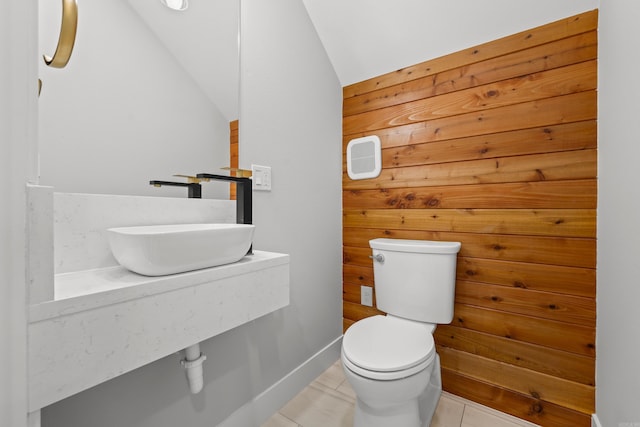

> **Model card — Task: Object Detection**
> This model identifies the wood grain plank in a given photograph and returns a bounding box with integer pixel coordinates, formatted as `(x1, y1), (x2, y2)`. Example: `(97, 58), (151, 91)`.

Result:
(343, 263), (374, 286)
(458, 257), (596, 296)
(441, 368), (592, 427)
(344, 60), (596, 132)
(344, 123), (597, 170)
(229, 119), (239, 201)
(343, 228), (596, 269)
(343, 208), (596, 238)
(344, 34), (597, 116)
(344, 90), (597, 148)
(343, 301), (384, 322)
(343, 10), (598, 98)
(343, 283), (361, 304)
(343, 317), (355, 332)
(451, 304), (595, 357)
(344, 150), (597, 191)
(343, 246), (373, 267)
(382, 122), (597, 165)
(435, 325), (595, 385)
(455, 280), (595, 326)
(343, 179), (596, 209)
(438, 346), (594, 414)
(343, 247), (595, 297)
(367, 121), (597, 165)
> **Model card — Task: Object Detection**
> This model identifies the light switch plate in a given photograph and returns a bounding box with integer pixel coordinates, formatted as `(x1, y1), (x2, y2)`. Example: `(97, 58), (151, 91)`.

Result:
(251, 164), (272, 191)
(361, 286), (373, 307)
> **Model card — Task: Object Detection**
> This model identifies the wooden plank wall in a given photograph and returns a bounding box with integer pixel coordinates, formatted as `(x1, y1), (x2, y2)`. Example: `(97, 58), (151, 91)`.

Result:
(230, 119), (239, 200)
(342, 10), (597, 427)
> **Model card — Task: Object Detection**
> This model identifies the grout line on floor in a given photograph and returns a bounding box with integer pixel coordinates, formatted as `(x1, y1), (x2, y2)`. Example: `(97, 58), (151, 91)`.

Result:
(262, 360), (540, 427)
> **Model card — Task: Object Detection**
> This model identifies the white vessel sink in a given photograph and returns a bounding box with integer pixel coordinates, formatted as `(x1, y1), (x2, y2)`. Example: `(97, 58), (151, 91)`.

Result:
(106, 223), (255, 276)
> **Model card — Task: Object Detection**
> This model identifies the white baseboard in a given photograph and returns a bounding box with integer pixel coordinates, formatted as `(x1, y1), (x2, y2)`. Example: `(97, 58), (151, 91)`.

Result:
(27, 410), (41, 427)
(592, 413), (603, 427)
(217, 335), (343, 427)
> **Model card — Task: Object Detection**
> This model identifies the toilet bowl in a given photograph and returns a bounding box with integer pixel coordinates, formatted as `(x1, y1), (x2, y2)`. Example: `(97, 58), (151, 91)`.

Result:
(341, 238), (461, 427)
(341, 315), (441, 427)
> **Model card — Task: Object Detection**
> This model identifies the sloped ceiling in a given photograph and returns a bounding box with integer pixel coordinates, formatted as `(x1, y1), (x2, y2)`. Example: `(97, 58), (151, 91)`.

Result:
(121, 0), (598, 119)
(302, 0), (599, 86)
(127, 0), (239, 121)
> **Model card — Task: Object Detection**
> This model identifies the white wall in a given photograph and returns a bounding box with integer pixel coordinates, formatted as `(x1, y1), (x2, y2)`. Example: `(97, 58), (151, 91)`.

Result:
(1, 1), (38, 426)
(126, 0), (240, 123)
(239, 0), (344, 383)
(40, 0), (343, 426)
(38, 0), (230, 199)
(597, 1), (640, 426)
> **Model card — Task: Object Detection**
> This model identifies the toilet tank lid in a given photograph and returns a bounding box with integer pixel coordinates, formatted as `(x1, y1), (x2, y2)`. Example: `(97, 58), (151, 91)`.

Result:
(370, 238), (461, 254)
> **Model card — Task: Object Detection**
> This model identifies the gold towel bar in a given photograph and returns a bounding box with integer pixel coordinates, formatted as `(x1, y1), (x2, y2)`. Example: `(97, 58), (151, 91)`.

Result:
(43, 0), (78, 68)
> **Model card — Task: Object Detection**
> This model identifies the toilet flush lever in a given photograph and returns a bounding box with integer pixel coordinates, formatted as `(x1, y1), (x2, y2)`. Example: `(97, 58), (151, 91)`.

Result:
(369, 254), (385, 263)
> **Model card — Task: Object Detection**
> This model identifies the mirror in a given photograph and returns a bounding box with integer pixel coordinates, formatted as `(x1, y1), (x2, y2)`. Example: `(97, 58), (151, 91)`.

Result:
(38, 0), (239, 199)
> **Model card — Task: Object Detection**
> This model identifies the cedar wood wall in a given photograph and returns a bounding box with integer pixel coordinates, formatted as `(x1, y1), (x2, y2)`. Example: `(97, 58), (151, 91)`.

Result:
(342, 10), (597, 427)
(230, 119), (239, 200)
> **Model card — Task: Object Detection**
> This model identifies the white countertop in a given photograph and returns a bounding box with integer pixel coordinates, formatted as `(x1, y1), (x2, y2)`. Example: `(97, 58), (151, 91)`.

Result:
(28, 250), (290, 410)
(29, 250), (289, 324)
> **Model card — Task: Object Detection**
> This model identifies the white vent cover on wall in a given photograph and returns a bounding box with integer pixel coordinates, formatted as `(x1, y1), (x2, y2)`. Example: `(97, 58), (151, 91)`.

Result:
(346, 135), (381, 180)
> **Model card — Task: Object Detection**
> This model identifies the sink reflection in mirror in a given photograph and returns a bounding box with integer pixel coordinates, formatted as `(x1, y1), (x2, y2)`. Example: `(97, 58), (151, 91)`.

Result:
(106, 223), (255, 276)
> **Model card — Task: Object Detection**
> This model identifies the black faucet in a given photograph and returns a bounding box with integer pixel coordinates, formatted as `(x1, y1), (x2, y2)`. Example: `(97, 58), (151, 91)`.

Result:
(149, 180), (202, 198)
(196, 173), (252, 226)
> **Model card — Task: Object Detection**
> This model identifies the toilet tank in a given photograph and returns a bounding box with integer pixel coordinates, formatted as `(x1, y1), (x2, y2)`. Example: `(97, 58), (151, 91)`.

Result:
(370, 238), (461, 323)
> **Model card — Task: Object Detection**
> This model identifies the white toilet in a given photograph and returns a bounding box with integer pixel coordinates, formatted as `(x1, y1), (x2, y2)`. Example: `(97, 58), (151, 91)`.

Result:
(341, 238), (461, 427)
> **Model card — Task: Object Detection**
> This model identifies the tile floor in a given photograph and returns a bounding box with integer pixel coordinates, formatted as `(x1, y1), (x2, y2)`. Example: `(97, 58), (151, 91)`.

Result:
(262, 360), (540, 427)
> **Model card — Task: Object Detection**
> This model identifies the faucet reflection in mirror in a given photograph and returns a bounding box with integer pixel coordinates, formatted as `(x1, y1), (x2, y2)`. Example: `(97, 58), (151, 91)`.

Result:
(150, 172), (253, 254)
(149, 173), (252, 226)
(150, 174), (204, 198)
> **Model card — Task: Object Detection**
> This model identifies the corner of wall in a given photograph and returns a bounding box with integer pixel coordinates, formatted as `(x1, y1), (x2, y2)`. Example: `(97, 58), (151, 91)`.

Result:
(592, 414), (602, 427)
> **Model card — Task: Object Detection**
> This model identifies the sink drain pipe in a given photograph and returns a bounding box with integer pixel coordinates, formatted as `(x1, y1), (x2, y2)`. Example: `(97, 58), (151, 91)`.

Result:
(181, 343), (207, 394)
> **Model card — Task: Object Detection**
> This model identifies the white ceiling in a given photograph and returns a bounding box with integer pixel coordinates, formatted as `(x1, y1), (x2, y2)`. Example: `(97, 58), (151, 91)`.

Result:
(302, 0), (599, 86)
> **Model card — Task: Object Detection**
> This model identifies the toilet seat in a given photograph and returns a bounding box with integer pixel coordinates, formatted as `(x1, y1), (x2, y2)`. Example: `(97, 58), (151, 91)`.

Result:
(342, 315), (435, 381)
